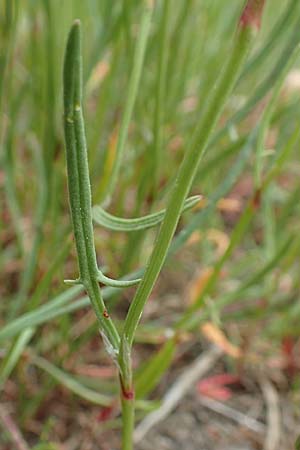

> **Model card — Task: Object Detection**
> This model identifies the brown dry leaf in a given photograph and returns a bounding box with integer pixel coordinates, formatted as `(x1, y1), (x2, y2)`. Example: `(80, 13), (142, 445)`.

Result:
(187, 230), (201, 246)
(217, 197), (241, 213)
(74, 364), (116, 378)
(201, 321), (242, 358)
(206, 228), (229, 257)
(187, 228), (229, 257)
(187, 268), (214, 305)
(193, 198), (207, 211)
(284, 69), (300, 95)
(186, 195), (241, 215)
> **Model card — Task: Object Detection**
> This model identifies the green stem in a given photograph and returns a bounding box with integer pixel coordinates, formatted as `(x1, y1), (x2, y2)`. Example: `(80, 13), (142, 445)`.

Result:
(121, 393), (135, 450)
(122, 10), (260, 350)
(118, 8), (264, 445)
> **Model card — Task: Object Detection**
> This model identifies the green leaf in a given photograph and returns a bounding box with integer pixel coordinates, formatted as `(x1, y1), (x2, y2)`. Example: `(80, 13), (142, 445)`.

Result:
(0, 286), (84, 343)
(32, 355), (112, 406)
(63, 20), (120, 352)
(97, 270), (141, 287)
(93, 195), (202, 232)
(0, 328), (34, 388)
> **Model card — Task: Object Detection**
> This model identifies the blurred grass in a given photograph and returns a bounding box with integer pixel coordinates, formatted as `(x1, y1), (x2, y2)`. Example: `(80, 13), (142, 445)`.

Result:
(1, 0), (300, 447)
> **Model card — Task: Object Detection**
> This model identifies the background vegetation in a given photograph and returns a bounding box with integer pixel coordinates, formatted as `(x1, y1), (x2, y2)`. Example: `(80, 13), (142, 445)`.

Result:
(1, 0), (300, 448)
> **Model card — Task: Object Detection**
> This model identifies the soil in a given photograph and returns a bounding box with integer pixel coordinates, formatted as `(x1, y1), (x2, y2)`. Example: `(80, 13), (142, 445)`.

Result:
(136, 392), (299, 450)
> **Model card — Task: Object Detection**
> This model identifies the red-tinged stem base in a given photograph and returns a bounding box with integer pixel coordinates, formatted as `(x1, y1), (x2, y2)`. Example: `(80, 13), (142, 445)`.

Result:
(120, 377), (135, 450)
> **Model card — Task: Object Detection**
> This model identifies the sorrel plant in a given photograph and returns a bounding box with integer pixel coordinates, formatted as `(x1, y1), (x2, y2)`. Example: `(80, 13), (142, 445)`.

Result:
(62, 1), (266, 448)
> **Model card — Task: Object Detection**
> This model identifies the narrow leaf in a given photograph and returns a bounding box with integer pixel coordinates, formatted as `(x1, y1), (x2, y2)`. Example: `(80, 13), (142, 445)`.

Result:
(93, 195), (202, 232)
(32, 355), (112, 406)
(0, 328), (34, 388)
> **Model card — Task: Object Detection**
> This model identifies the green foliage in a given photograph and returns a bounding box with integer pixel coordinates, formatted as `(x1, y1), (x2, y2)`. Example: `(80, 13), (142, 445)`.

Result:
(93, 195), (201, 232)
(1, 0), (300, 448)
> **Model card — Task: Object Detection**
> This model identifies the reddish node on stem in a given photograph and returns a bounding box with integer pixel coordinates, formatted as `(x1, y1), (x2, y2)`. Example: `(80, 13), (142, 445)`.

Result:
(122, 389), (134, 400)
(103, 309), (109, 319)
(120, 376), (135, 400)
(239, 0), (265, 30)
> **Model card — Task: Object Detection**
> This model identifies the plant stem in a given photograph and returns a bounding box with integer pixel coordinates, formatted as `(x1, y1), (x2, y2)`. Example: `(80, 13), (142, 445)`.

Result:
(118, 5), (265, 446)
(122, 2), (264, 350)
(121, 388), (135, 450)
